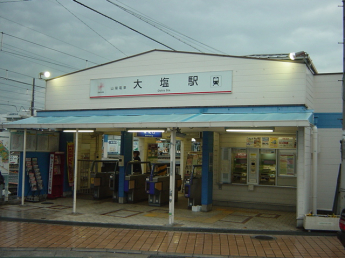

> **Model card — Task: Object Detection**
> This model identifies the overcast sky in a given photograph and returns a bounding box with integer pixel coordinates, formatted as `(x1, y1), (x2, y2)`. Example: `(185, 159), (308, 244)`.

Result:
(0, 0), (343, 114)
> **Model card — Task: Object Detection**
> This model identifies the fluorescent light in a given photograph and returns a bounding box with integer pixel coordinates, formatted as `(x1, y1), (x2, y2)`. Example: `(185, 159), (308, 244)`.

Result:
(63, 129), (94, 133)
(226, 128), (274, 133)
(127, 129), (165, 133)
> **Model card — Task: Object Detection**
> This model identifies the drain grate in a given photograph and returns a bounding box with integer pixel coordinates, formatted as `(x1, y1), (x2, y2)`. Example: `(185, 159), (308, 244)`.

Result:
(252, 235), (276, 241)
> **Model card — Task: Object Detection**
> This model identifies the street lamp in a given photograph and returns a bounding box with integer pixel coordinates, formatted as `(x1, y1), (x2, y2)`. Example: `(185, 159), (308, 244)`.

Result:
(289, 51), (307, 60)
(31, 71), (50, 116)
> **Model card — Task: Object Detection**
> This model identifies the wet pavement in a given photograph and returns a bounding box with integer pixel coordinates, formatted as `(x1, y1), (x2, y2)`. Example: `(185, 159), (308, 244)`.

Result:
(0, 194), (344, 257)
(0, 194), (298, 232)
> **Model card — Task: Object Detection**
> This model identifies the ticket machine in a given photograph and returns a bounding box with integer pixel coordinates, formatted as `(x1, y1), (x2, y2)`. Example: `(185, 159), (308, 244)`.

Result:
(184, 164), (202, 208)
(124, 161), (151, 203)
(90, 159), (119, 200)
(146, 163), (182, 206)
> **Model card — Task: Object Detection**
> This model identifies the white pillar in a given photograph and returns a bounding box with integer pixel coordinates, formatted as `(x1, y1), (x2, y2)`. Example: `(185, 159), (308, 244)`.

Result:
(21, 129), (27, 206)
(312, 126), (318, 215)
(169, 127), (176, 225)
(73, 129), (79, 213)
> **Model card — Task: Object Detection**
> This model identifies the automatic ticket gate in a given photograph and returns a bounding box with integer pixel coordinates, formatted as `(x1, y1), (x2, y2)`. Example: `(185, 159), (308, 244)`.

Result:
(90, 159), (119, 200)
(184, 164), (202, 208)
(124, 161), (151, 203)
(146, 163), (182, 206)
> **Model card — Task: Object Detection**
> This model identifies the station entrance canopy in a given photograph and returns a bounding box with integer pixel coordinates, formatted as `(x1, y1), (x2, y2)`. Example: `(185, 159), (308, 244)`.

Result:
(2, 112), (313, 130)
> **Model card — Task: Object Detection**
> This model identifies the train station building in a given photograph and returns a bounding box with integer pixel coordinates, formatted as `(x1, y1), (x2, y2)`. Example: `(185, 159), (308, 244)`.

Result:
(1, 49), (342, 228)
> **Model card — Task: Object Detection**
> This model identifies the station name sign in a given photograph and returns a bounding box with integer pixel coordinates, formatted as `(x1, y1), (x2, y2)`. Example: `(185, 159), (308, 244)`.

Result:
(90, 70), (232, 98)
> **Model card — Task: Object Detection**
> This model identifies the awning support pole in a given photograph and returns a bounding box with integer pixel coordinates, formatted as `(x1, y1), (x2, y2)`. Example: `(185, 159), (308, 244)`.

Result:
(72, 129), (79, 213)
(169, 127), (176, 225)
(21, 129), (27, 205)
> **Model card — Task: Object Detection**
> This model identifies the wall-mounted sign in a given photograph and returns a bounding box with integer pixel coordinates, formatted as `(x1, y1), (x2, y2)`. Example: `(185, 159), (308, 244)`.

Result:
(90, 70), (232, 98)
(137, 132), (162, 137)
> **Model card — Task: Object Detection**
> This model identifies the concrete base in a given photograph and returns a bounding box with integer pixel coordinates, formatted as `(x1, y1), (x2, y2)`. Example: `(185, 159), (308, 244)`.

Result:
(118, 197), (127, 204)
(201, 204), (212, 212)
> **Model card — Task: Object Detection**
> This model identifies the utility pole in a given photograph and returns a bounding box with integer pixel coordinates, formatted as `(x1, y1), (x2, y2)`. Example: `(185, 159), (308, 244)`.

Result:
(340, 0), (345, 213)
(31, 78), (35, 116)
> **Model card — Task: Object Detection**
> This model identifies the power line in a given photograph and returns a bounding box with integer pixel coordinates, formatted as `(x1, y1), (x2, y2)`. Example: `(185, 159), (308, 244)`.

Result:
(0, 49), (72, 74)
(0, 15), (111, 61)
(0, 67), (33, 79)
(107, 0), (226, 54)
(0, 76), (45, 88)
(106, 0), (203, 53)
(1, 32), (99, 65)
(3, 43), (80, 70)
(2, 49), (78, 71)
(0, 0), (30, 3)
(72, 0), (175, 51)
(55, 0), (127, 57)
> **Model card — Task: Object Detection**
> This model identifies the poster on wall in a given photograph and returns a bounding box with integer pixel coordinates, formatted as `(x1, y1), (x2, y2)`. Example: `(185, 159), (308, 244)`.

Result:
(262, 137), (269, 148)
(254, 137), (261, 148)
(278, 137), (294, 149)
(147, 143), (158, 162)
(246, 137), (254, 147)
(269, 137), (278, 148)
(108, 140), (121, 154)
(67, 142), (74, 187)
(279, 154), (295, 176)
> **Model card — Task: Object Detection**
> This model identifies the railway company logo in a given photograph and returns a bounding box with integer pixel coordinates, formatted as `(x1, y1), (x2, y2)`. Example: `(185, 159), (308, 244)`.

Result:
(97, 83), (104, 93)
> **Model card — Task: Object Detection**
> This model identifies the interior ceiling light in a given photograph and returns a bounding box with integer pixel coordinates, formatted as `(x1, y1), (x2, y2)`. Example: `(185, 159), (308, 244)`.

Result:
(63, 129), (94, 133)
(127, 129), (165, 133)
(226, 128), (274, 133)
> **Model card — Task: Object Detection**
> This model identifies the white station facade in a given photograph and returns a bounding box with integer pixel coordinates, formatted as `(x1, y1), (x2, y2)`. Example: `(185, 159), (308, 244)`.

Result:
(3, 49), (342, 227)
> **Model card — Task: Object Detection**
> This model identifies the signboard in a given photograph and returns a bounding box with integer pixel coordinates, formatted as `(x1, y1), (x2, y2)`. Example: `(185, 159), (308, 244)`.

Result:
(136, 132), (162, 137)
(108, 140), (121, 154)
(90, 70), (232, 98)
(67, 142), (74, 187)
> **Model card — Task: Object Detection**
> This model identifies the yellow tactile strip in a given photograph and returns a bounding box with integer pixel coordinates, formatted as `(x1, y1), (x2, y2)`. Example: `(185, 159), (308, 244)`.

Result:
(0, 221), (344, 257)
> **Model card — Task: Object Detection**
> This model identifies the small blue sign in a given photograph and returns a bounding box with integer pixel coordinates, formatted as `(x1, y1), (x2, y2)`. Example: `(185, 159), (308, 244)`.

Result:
(137, 132), (162, 137)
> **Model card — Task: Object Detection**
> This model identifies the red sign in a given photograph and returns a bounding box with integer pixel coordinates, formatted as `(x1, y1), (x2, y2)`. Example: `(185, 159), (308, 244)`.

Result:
(67, 142), (74, 187)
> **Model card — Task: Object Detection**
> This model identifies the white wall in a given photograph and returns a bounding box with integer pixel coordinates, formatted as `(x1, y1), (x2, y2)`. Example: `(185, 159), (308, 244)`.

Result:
(45, 51), (309, 110)
(317, 128), (342, 210)
(313, 73), (342, 113)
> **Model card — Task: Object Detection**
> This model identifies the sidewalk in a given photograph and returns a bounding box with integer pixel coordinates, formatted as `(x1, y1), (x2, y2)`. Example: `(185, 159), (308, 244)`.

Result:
(0, 195), (344, 257)
(0, 221), (344, 258)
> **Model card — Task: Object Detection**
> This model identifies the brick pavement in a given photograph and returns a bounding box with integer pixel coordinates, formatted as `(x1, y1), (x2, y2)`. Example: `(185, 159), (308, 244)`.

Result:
(1, 221), (344, 258)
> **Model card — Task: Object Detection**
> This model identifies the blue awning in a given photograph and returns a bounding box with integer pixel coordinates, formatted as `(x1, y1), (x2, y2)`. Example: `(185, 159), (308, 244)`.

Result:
(2, 112), (313, 129)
